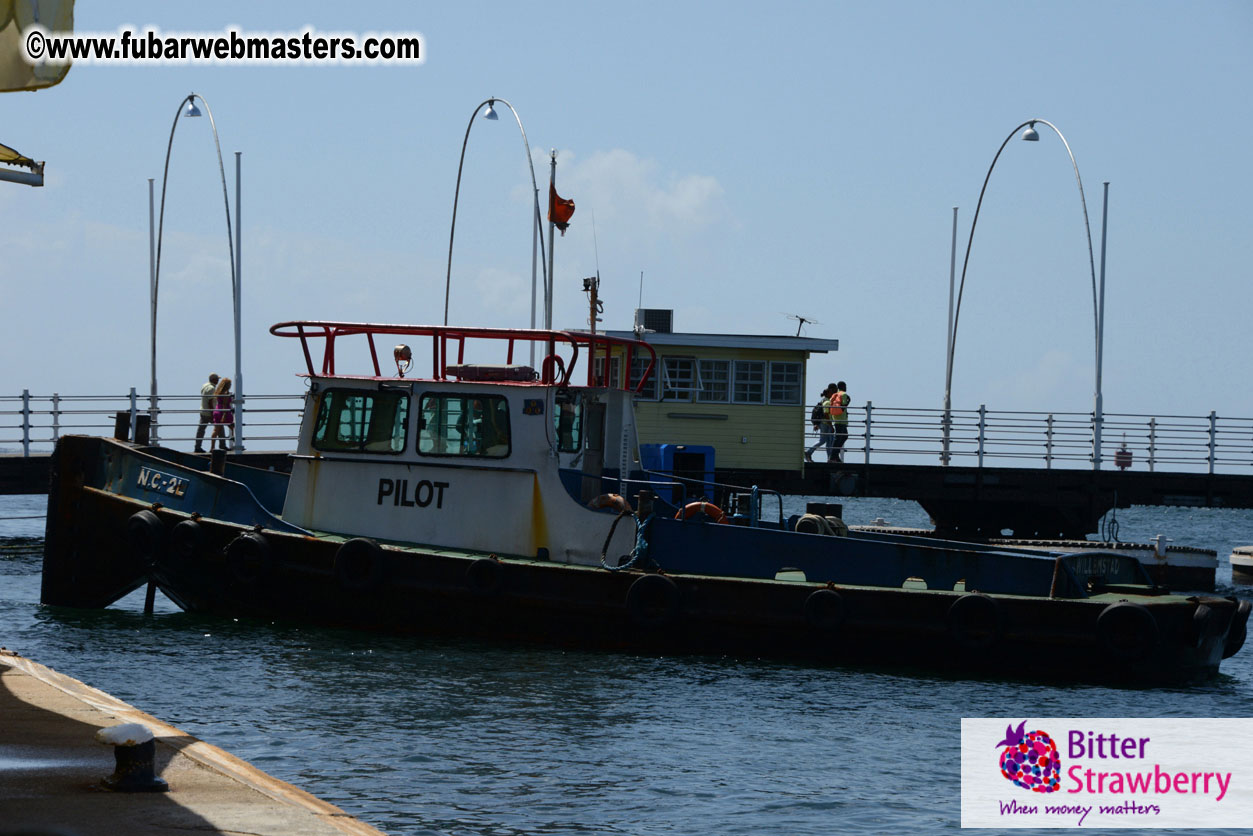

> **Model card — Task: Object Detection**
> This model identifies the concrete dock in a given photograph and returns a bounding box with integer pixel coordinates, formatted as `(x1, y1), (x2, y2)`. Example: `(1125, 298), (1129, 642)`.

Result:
(0, 648), (387, 836)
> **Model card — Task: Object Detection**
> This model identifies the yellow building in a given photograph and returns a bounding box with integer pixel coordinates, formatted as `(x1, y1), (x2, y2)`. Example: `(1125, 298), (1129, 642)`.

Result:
(598, 309), (838, 473)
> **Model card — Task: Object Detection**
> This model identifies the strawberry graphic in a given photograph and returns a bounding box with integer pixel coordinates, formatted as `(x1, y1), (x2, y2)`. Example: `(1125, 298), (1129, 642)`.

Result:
(996, 720), (1061, 793)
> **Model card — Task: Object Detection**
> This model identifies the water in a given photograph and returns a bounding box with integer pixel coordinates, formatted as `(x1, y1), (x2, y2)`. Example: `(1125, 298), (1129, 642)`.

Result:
(3, 494), (1253, 835)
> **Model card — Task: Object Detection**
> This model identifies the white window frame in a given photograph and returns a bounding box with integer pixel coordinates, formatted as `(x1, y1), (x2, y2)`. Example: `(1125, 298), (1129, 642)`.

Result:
(768, 361), (803, 405)
(661, 356), (700, 402)
(696, 358), (730, 403)
(732, 360), (766, 404)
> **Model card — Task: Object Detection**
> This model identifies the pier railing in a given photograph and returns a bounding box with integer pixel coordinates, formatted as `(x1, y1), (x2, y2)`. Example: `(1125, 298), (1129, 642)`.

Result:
(804, 404), (1253, 474)
(0, 390), (307, 455)
(2, 391), (1251, 474)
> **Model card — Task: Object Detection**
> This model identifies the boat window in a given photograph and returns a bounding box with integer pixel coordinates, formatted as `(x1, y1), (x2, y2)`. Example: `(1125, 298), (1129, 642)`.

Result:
(555, 393), (582, 453)
(313, 390), (410, 454)
(696, 359), (729, 403)
(769, 361), (803, 405)
(732, 360), (766, 404)
(418, 393), (511, 458)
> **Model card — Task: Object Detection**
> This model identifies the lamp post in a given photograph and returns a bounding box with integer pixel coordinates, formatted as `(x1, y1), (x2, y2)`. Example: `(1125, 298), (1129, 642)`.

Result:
(151, 93), (242, 450)
(942, 119), (1103, 468)
(444, 97), (548, 364)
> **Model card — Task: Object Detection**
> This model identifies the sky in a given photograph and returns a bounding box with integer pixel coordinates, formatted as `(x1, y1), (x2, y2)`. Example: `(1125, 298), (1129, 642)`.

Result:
(2, 0), (1251, 423)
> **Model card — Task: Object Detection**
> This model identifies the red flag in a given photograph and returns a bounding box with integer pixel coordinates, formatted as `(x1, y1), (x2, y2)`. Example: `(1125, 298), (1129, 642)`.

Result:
(548, 183), (575, 236)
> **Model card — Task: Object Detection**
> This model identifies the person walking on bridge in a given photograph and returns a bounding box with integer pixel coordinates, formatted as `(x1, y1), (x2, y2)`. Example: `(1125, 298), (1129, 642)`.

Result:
(805, 384), (836, 463)
(830, 381), (851, 463)
(193, 373), (219, 453)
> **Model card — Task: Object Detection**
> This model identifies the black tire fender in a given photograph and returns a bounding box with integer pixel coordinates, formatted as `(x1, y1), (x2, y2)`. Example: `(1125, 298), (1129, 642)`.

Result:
(1223, 599), (1251, 660)
(626, 574), (680, 629)
(127, 510), (165, 565)
(466, 557), (502, 595)
(804, 588), (847, 633)
(1097, 602), (1160, 663)
(334, 538), (387, 591)
(168, 519), (205, 564)
(226, 532), (274, 586)
(947, 593), (1004, 651)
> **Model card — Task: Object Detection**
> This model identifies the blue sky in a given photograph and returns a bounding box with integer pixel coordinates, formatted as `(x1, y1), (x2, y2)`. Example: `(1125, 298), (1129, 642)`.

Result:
(2, 1), (1250, 421)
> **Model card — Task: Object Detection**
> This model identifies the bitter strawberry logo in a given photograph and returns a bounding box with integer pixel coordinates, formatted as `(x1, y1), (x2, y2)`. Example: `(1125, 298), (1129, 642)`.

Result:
(996, 720), (1061, 793)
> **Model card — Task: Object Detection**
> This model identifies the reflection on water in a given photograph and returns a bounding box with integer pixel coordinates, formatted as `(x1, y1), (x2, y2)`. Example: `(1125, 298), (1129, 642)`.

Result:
(3, 495), (1253, 834)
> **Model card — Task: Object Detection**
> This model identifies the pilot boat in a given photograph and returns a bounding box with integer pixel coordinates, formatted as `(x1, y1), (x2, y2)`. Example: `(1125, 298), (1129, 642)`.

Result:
(41, 321), (1249, 684)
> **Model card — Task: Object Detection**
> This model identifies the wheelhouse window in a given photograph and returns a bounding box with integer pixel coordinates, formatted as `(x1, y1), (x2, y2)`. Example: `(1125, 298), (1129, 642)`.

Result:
(418, 393), (511, 458)
(661, 357), (697, 401)
(554, 392), (582, 453)
(769, 361), (803, 404)
(732, 361), (766, 404)
(696, 359), (729, 403)
(313, 389), (409, 454)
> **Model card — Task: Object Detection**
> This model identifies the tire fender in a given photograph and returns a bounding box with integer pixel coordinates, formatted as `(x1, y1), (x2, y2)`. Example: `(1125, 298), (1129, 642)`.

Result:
(947, 593), (1004, 651)
(334, 538), (387, 591)
(227, 532), (274, 586)
(127, 510), (165, 565)
(804, 588), (847, 632)
(1096, 602), (1160, 663)
(626, 574), (680, 629)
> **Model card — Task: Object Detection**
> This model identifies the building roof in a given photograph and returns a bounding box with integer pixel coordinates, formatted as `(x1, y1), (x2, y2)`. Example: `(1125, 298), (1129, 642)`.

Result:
(599, 330), (838, 353)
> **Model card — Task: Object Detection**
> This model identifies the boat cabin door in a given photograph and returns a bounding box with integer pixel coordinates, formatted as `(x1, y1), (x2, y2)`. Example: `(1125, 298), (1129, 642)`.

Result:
(578, 398), (606, 503)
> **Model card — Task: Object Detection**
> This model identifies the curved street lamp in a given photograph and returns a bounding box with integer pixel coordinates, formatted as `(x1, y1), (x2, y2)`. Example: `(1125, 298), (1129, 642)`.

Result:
(942, 119), (1105, 468)
(150, 93), (242, 449)
(444, 97), (548, 362)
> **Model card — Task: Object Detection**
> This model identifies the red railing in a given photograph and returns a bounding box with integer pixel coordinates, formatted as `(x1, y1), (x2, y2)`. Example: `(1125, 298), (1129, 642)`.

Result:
(269, 321), (656, 393)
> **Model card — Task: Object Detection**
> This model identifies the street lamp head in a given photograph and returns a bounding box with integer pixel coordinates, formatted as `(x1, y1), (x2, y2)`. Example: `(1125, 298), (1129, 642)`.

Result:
(184, 99), (202, 118)
(483, 101), (499, 121)
(1021, 122), (1039, 142)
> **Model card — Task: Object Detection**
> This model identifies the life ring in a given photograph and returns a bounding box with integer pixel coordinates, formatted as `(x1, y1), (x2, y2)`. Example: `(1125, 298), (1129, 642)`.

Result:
(168, 519), (205, 564)
(626, 574), (680, 629)
(1222, 599), (1251, 660)
(589, 494), (633, 514)
(675, 502), (728, 525)
(804, 588), (847, 633)
(466, 557), (502, 595)
(1096, 602), (1160, 663)
(226, 532), (274, 586)
(947, 593), (1003, 651)
(334, 538), (386, 591)
(127, 510), (165, 565)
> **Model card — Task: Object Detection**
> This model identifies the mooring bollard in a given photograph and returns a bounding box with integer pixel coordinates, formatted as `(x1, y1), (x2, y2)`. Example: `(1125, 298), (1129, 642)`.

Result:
(95, 723), (169, 792)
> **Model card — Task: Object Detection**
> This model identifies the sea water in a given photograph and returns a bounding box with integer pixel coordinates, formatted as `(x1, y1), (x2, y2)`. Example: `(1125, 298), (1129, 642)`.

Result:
(2, 494), (1251, 836)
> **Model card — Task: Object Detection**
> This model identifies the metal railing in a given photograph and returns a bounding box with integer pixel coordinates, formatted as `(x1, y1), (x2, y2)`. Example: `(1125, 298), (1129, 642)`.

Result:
(3, 390), (1252, 474)
(803, 403), (1253, 473)
(0, 390), (307, 455)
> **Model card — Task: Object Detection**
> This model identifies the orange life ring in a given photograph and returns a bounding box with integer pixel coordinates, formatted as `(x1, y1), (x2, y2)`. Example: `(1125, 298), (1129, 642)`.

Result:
(589, 493), (633, 514)
(675, 501), (728, 524)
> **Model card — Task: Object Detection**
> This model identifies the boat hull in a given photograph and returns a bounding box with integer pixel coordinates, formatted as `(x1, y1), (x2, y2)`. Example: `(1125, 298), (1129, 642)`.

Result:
(41, 438), (1243, 686)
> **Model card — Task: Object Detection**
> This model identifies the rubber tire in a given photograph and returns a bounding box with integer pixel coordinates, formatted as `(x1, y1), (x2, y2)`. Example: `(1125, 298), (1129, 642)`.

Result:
(626, 574), (681, 630)
(127, 510), (165, 566)
(804, 588), (847, 633)
(227, 532), (274, 586)
(168, 519), (205, 564)
(1190, 603), (1215, 649)
(947, 593), (1004, 652)
(1096, 602), (1160, 663)
(1223, 599), (1251, 660)
(334, 538), (386, 592)
(465, 557), (502, 596)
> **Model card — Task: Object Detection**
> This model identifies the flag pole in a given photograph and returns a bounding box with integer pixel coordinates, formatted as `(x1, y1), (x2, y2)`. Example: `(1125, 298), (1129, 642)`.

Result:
(546, 150), (557, 332)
